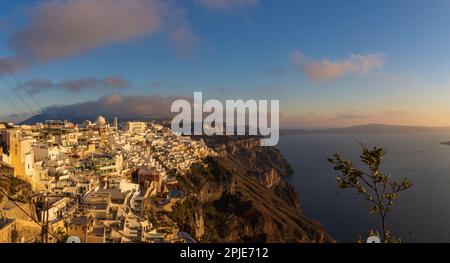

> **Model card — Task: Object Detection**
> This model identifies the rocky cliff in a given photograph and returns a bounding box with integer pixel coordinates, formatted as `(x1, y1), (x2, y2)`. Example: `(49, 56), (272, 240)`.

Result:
(171, 137), (333, 243)
(1, 162), (41, 243)
(204, 136), (294, 183)
(0, 162), (33, 206)
(202, 136), (300, 210)
(0, 162), (12, 209)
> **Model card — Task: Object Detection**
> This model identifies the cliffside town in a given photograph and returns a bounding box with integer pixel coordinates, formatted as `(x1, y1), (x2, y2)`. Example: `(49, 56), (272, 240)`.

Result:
(0, 118), (332, 243)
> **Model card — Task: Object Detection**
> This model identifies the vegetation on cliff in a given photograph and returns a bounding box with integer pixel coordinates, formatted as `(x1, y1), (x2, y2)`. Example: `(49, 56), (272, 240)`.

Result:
(0, 162), (33, 205)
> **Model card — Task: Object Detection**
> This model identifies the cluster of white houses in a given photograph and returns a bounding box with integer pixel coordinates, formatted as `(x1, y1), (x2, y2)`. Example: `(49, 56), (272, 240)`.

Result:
(0, 117), (216, 243)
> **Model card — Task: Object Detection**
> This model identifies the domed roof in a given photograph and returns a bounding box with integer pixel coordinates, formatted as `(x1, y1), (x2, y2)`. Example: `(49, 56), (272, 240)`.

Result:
(96, 115), (106, 126)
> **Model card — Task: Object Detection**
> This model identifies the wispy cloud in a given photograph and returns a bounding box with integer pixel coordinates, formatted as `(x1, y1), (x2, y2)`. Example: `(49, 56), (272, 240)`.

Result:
(10, 0), (196, 62)
(40, 93), (191, 120)
(331, 111), (370, 120)
(22, 76), (130, 94)
(291, 51), (385, 81)
(0, 56), (27, 75)
(10, 0), (182, 62)
(195, 0), (258, 10)
(0, 113), (32, 124)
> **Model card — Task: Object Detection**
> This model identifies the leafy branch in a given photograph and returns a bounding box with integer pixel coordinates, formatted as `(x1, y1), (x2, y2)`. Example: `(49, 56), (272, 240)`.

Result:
(328, 142), (412, 242)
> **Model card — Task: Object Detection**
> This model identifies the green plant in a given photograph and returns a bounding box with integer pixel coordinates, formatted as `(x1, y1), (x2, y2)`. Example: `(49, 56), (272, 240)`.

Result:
(328, 143), (412, 242)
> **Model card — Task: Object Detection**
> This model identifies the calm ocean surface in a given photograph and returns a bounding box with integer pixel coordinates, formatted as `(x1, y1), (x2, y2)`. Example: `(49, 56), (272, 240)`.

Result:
(277, 132), (450, 243)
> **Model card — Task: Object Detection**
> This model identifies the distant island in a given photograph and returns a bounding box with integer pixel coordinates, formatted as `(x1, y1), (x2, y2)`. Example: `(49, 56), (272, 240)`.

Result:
(441, 141), (450, 146)
(281, 123), (450, 135)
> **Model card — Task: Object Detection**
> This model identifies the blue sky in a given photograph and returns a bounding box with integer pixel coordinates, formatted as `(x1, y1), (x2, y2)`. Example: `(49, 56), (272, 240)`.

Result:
(1, 0), (450, 127)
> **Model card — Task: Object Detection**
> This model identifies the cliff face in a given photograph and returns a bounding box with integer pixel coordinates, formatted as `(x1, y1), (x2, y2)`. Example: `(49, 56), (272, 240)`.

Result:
(0, 162), (33, 206)
(0, 162), (15, 210)
(1, 162), (41, 243)
(206, 137), (293, 186)
(171, 137), (333, 243)
(203, 136), (300, 210)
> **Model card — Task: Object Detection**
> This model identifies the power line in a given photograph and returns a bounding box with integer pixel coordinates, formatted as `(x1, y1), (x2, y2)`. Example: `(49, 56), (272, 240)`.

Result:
(0, 74), (34, 115)
(0, 59), (43, 111)
(0, 188), (62, 243)
(0, 86), (24, 115)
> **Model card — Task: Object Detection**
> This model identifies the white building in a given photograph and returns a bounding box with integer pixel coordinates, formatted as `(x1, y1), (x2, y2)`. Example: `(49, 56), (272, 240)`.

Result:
(125, 122), (147, 135)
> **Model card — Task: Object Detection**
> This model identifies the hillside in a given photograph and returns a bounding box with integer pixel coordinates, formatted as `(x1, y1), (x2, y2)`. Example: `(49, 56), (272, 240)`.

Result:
(170, 137), (333, 243)
(0, 162), (34, 208)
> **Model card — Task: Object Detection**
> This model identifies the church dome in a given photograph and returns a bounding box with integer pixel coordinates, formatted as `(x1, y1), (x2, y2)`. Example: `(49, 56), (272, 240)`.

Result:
(96, 115), (107, 126)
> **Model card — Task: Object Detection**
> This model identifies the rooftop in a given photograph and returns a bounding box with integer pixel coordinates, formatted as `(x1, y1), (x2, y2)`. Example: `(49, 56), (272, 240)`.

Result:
(71, 216), (89, 226)
(0, 218), (15, 230)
